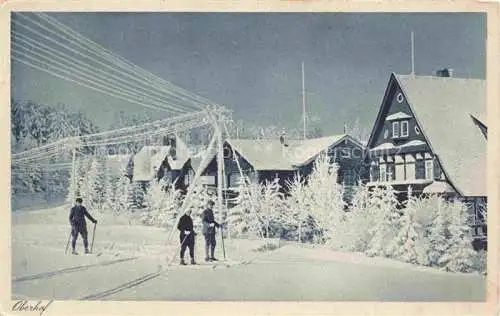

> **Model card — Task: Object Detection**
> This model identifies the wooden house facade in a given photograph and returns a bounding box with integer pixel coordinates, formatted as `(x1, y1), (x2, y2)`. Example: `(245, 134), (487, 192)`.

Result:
(365, 72), (487, 245)
(197, 134), (366, 202)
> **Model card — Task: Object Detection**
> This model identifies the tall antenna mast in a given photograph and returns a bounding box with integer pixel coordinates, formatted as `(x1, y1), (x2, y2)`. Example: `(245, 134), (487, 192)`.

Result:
(302, 61), (306, 140)
(411, 31), (415, 76)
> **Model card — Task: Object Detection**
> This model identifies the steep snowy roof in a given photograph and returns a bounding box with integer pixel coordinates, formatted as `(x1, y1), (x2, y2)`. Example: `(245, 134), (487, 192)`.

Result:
(290, 134), (361, 166)
(226, 134), (364, 170)
(133, 146), (171, 181)
(106, 154), (132, 175)
(228, 139), (294, 170)
(395, 74), (486, 197)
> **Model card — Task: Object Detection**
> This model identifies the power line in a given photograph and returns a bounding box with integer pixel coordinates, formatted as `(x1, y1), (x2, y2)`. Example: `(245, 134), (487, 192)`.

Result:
(33, 12), (213, 109)
(20, 12), (211, 111)
(12, 43), (190, 115)
(12, 31), (200, 114)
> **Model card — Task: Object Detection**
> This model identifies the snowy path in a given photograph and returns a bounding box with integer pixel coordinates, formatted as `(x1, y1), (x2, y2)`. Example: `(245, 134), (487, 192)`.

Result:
(11, 206), (486, 301)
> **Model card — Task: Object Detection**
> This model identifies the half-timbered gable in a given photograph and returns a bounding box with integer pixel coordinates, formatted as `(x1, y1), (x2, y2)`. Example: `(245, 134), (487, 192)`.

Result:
(366, 72), (487, 243)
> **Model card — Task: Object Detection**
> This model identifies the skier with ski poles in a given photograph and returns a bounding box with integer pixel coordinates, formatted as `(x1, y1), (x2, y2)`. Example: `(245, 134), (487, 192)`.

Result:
(177, 208), (197, 265)
(69, 197), (97, 255)
(202, 200), (220, 262)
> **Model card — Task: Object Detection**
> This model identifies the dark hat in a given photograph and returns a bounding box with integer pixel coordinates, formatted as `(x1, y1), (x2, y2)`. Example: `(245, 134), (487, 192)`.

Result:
(76, 198), (83, 203)
(207, 200), (215, 206)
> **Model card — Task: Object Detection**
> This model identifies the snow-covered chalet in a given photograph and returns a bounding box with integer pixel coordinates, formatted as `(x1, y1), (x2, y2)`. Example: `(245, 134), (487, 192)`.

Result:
(196, 134), (367, 202)
(132, 135), (194, 193)
(365, 71), (487, 242)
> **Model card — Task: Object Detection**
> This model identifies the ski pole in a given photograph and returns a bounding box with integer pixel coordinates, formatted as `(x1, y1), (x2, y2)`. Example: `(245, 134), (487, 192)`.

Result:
(167, 234), (189, 266)
(65, 229), (71, 255)
(220, 224), (226, 260)
(90, 222), (97, 253)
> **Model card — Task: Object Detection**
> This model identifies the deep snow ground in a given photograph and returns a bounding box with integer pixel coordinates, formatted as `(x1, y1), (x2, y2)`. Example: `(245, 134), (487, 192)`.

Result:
(11, 205), (486, 301)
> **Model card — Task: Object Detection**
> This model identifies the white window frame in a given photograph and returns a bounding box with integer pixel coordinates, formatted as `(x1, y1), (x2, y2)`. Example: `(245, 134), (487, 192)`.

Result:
(392, 121), (400, 138)
(425, 160), (434, 180)
(400, 120), (409, 137)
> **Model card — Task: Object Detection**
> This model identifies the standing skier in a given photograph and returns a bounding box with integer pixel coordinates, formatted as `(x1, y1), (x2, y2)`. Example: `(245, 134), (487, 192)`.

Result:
(202, 200), (220, 262)
(177, 209), (196, 265)
(69, 198), (97, 255)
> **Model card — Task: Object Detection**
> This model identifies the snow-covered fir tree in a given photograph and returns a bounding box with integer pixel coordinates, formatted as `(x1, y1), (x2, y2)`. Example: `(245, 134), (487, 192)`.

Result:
(81, 156), (106, 212)
(103, 158), (119, 214)
(259, 178), (285, 238)
(438, 201), (478, 273)
(228, 177), (266, 238)
(306, 153), (345, 245)
(385, 187), (428, 265)
(365, 184), (400, 257)
(142, 179), (182, 227)
(115, 176), (132, 213)
(343, 184), (377, 252)
(426, 195), (452, 267)
(386, 205), (428, 265)
(283, 174), (313, 243)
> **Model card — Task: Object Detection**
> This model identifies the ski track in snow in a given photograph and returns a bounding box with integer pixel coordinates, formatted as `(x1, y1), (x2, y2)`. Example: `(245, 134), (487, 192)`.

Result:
(11, 206), (486, 301)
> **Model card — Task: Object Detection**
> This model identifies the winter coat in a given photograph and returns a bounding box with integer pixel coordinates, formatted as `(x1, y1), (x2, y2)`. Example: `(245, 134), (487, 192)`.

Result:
(69, 205), (96, 228)
(177, 214), (194, 233)
(202, 208), (219, 235)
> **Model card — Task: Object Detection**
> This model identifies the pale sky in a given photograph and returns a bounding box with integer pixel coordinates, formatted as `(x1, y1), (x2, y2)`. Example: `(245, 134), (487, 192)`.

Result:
(11, 13), (486, 135)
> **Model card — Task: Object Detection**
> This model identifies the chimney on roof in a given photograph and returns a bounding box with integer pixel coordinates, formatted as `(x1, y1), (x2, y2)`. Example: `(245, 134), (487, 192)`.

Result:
(435, 68), (454, 78)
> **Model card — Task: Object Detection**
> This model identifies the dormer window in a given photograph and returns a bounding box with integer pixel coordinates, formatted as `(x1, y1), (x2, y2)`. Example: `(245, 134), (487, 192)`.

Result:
(401, 120), (409, 137)
(392, 121), (400, 138)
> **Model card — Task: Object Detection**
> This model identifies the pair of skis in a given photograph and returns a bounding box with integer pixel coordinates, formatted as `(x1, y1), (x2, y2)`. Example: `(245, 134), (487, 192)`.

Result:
(65, 222), (97, 255)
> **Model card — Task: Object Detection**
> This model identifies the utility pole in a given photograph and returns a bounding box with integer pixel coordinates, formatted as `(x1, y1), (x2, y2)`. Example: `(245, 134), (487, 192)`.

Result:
(411, 31), (415, 76)
(302, 62), (307, 140)
(215, 115), (226, 259)
(71, 136), (78, 202)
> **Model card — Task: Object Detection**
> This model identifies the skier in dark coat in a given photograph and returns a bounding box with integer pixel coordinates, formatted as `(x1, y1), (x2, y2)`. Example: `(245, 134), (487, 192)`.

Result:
(69, 198), (97, 255)
(201, 200), (220, 262)
(177, 209), (196, 265)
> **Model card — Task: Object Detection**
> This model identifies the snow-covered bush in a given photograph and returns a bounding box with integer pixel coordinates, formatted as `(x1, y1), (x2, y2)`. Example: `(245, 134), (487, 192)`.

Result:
(142, 179), (182, 227)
